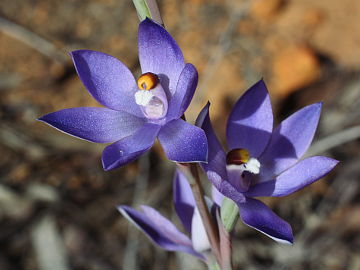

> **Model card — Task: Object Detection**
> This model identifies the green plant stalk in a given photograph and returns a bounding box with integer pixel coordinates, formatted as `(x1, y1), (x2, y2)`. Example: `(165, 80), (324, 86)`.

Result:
(132, 0), (152, 21)
(221, 197), (239, 232)
(132, 0), (163, 25)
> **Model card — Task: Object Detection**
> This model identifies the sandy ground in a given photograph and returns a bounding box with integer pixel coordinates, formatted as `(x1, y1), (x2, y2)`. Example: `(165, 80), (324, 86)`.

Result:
(0, 0), (359, 269)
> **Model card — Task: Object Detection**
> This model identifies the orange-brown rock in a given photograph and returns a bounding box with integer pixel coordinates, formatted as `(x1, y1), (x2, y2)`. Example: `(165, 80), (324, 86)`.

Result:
(250, 0), (284, 21)
(271, 46), (320, 97)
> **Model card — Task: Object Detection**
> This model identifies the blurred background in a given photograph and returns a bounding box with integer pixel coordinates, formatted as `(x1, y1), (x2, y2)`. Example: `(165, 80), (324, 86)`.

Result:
(0, 0), (359, 269)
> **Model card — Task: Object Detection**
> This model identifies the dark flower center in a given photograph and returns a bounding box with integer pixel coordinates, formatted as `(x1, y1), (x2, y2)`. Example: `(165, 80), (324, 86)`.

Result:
(226, 148), (250, 165)
(225, 148), (260, 192)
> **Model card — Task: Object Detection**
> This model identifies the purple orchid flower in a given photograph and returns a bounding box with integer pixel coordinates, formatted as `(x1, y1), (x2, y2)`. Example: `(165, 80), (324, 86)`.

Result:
(196, 79), (338, 244)
(118, 169), (216, 260)
(38, 18), (207, 170)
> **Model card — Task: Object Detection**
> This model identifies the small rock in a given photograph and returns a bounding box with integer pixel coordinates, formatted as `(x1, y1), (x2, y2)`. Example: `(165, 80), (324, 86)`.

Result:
(0, 184), (32, 218)
(26, 183), (59, 202)
(271, 46), (320, 97)
(31, 215), (70, 270)
(303, 9), (325, 28)
(250, 0), (285, 21)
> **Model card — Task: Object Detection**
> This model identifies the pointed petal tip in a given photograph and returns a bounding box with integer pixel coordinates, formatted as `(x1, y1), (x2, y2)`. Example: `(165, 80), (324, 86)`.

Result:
(248, 156), (339, 197)
(117, 205), (127, 213)
(37, 114), (56, 126)
(262, 228), (294, 245)
(253, 220), (294, 245)
(252, 78), (269, 94)
(101, 161), (112, 172)
(276, 229), (294, 245)
(317, 156), (339, 173)
(289, 236), (294, 245)
(275, 236), (294, 245)
(101, 149), (123, 171)
(37, 116), (45, 122)
(239, 198), (294, 244)
(37, 116), (55, 128)
(101, 157), (112, 171)
(320, 156), (339, 165)
(69, 50), (83, 61)
(203, 101), (211, 110)
(101, 152), (125, 171)
(69, 49), (88, 59)
(68, 50), (75, 57)
(303, 102), (323, 116)
(69, 50), (102, 63)
(195, 102), (211, 127)
(37, 111), (56, 122)
(311, 101), (323, 111)
(258, 101), (324, 179)
(249, 215), (294, 245)
(117, 205), (134, 221)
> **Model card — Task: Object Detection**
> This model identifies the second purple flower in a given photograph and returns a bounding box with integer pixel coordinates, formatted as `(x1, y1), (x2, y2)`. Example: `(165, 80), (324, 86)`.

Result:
(196, 80), (338, 244)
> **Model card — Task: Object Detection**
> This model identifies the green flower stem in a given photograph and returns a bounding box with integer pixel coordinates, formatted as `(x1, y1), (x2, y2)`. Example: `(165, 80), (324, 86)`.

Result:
(221, 197), (239, 232)
(208, 261), (221, 270)
(132, 0), (163, 25)
(132, 0), (151, 21)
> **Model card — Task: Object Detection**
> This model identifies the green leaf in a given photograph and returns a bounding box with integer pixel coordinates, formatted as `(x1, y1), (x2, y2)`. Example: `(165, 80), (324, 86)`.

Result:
(208, 260), (221, 270)
(220, 197), (239, 232)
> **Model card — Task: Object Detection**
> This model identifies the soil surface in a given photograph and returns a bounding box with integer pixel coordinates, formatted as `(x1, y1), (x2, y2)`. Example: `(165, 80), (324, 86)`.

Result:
(0, 0), (359, 269)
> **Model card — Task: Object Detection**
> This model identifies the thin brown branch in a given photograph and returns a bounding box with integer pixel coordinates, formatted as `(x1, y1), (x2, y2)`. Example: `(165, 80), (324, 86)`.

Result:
(216, 209), (232, 270)
(179, 163), (222, 265)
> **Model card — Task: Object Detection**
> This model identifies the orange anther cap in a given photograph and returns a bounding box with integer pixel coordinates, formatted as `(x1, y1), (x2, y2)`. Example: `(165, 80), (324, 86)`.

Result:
(137, 72), (159, 90)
